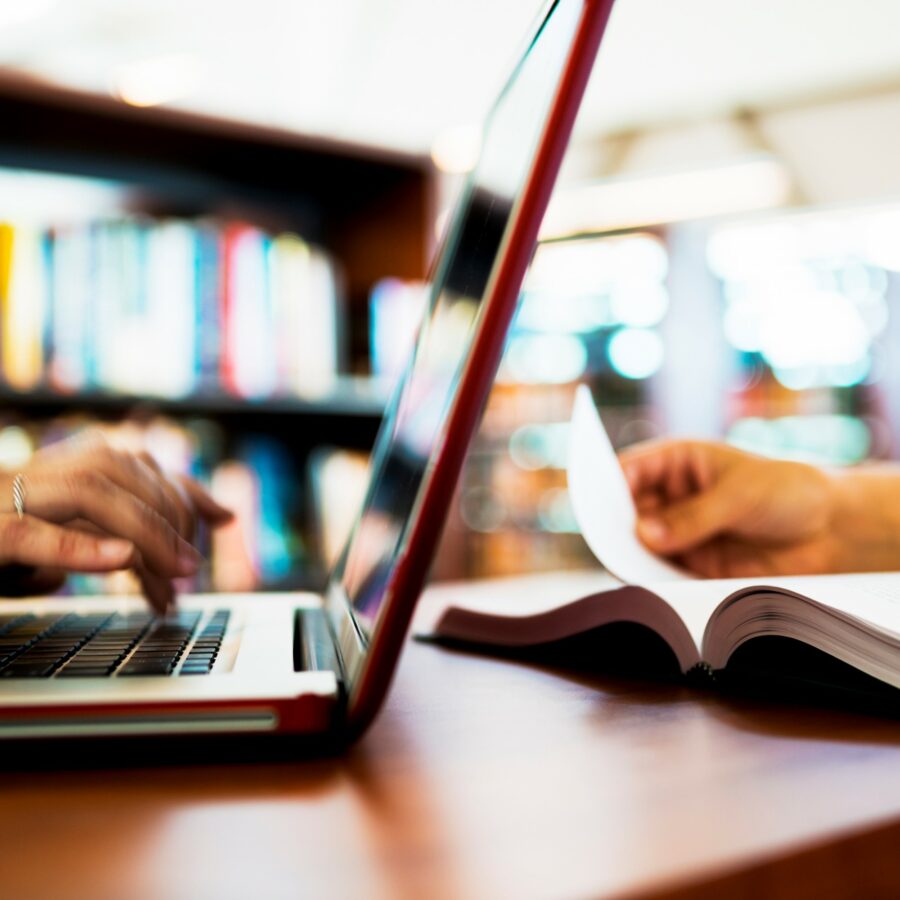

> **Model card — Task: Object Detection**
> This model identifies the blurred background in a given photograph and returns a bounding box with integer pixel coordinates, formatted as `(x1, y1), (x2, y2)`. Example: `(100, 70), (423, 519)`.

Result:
(1, 0), (900, 591)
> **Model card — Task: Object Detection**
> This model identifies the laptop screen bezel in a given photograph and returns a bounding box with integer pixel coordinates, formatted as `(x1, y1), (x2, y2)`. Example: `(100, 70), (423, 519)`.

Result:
(322, 0), (617, 733)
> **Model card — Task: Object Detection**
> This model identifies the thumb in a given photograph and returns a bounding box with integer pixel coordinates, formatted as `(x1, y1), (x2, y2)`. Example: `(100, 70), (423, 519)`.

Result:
(636, 485), (737, 555)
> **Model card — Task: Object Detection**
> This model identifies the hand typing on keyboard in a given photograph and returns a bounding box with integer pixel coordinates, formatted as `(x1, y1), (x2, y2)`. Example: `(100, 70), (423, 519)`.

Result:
(0, 430), (233, 613)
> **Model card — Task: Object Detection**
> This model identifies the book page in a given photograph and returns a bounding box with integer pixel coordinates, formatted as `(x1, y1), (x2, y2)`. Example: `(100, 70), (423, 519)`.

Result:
(415, 571), (703, 672)
(741, 573), (900, 639)
(567, 385), (687, 585)
(653, 572), (900, 676)
(414, 569), (622, 632)
(652, 573), (900, 659)
(648, 578), (767, 650)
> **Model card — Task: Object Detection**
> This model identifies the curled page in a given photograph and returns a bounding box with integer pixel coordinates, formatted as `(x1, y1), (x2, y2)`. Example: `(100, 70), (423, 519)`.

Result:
(567, 384), (687, 584)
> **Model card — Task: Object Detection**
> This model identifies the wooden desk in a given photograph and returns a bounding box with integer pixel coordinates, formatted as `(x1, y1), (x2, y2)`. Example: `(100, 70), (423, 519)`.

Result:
(2, 579), (900, 900)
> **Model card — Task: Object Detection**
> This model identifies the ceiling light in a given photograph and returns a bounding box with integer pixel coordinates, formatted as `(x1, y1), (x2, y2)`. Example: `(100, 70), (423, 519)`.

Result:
(113, 54), (203, 109)
(541, 156), (792, 239)
(431, 124), (482, 175)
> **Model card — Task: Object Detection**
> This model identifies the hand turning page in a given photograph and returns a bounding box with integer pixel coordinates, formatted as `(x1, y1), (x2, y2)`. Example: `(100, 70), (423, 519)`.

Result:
(567, 385), (687, 584)
(421, 384), (900, 702)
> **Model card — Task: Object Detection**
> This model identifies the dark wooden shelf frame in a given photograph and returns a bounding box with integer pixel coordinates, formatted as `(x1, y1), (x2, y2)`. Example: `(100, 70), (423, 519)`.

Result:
(0, 379), (388, 449)
(0, 68), (435, 373)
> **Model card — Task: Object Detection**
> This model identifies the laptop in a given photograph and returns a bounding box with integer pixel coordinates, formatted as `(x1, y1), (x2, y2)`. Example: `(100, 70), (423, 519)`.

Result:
(0, 0), (615, 745)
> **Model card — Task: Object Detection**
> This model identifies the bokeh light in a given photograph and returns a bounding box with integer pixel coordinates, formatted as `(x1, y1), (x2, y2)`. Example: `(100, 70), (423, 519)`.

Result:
(503, 333), (588, 384)
(508, 422), (570, 470)
(607, 327), (664, 380)
(728, 415), (871, 464)
(709, 211), (892, 391)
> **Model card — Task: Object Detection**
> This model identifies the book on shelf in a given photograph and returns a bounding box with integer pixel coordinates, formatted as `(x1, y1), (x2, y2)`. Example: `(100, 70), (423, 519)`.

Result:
(0, 215), (342, 402)
(416, 385), (900, 707)
(0, 223), (46, 391)
(369, 277), (427, 382)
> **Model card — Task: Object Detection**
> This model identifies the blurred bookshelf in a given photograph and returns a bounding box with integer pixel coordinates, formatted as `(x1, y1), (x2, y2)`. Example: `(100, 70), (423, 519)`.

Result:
(427, 209), (900, 581)
(0, 71), (432, 593)
(0, 378), (387, 419)
(436, 232), (669, 580)
(7, 72), (900, 592)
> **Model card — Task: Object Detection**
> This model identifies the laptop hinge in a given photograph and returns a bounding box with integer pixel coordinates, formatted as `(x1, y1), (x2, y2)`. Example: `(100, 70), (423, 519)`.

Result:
(324, 581), (368, 690)
(294, 607), (345, 685)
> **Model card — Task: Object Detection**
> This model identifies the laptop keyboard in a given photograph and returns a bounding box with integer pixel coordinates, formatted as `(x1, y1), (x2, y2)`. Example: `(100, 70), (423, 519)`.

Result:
(0, 610), (229, 678)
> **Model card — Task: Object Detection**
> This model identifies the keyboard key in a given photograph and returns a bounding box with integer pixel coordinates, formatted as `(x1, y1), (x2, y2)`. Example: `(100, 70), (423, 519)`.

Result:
(60, 664), (116, 675)
(119, 670), (173, 677)
(2, 661), (57, 677)
(57, 667), (115, 678)
(180, 662), (212, 672)
(129, 651), (179, 660)
(119, 661), (175, 676)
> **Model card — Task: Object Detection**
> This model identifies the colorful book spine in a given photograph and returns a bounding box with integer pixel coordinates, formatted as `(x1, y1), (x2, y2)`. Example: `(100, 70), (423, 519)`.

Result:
(195, 223), (222, 391)
(0, 216), (343, 400)
(225, 225), (277, 398)
(48, 224), (92, 392)
(0, 224), (11, 384)
(1, 224), (47, 390)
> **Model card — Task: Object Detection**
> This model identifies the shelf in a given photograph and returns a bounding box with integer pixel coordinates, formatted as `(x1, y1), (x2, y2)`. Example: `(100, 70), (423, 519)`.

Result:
(0, 69), (434, 320)
(0, 377), (391, 449)
(0, 376), (387, 416)
(0, 70), (428, 215)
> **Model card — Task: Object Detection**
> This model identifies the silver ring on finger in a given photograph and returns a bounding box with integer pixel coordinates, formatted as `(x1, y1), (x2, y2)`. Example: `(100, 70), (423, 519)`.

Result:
(12, 473), (26, 520)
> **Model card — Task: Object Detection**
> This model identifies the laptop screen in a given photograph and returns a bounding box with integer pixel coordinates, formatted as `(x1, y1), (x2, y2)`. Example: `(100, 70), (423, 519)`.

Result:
(332, 0), (584, 638)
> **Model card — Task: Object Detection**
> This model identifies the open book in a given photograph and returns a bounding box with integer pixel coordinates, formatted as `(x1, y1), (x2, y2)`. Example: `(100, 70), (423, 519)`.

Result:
(417, 386), (900, 701)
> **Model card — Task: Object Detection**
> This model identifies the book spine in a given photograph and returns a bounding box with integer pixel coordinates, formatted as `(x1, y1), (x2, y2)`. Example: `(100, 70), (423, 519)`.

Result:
(685, 661), (716, 684)
(219, 224), (241, 395)
(0, 214), (341, 400)
(3, 225), (47, 390)
(39, 229), (54, 385)
(196, 224), (222, 392)
(230, 227), (277, 398)
(48, 224), (91, 392)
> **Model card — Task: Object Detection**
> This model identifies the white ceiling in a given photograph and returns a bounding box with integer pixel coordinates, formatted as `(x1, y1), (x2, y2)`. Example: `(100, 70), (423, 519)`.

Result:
(3, 0), (900, 153)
